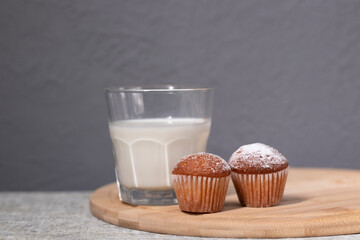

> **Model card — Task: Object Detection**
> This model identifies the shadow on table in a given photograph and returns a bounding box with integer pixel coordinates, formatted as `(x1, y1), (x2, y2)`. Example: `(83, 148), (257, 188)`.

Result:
(221, 194), (306, 212)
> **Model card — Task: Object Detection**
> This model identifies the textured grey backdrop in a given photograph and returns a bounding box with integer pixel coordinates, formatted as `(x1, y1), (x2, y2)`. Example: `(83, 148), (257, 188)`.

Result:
(1, 0), (360, 190)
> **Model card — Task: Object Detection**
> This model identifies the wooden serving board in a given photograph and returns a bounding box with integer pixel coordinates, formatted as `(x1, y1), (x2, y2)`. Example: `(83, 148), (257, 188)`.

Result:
(90, 168), (360, 238)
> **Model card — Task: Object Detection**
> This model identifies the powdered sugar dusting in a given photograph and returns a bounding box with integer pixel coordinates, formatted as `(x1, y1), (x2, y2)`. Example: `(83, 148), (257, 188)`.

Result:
(240, 143), (274, 157)
(229, 143), (288, 172)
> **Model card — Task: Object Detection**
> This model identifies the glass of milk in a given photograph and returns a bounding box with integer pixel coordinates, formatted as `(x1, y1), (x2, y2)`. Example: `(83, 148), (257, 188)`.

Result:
(105, 85), (213, 205)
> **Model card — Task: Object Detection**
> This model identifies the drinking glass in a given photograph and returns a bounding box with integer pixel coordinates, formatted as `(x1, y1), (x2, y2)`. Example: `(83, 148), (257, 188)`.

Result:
(105, 85), (213, 205)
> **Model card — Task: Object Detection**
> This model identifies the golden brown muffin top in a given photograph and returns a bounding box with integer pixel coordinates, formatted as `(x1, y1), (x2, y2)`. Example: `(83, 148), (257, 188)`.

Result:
(172, 152), (231, 177)
(229, 143), (288, 174)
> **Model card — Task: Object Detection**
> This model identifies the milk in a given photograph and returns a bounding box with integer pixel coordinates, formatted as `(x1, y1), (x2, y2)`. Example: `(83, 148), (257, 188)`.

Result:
(109, 118), (211, 190)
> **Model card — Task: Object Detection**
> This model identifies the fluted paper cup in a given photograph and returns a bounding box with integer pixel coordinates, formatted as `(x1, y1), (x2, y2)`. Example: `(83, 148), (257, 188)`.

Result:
(231, 167), (288, 207)
(172, 175), (230, 213)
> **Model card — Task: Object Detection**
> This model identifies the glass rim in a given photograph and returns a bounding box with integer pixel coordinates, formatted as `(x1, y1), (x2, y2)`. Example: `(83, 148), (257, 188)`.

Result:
(104, 84), (213, 93)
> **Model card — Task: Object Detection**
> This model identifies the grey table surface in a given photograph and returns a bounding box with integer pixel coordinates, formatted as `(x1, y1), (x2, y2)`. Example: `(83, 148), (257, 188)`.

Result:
(1, 192), (360, 240)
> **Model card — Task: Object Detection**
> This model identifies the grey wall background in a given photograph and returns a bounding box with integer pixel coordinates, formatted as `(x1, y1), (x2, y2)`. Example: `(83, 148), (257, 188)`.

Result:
(1, 0), (360, 190)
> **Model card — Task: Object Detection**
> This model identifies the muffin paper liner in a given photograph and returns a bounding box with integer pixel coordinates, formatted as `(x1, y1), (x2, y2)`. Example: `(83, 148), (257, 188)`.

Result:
(172, 175), (230, 213)
(231, 167), (288, 207)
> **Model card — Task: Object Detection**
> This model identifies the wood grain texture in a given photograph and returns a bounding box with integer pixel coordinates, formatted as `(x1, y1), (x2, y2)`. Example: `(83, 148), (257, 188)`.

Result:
(90, 168), (360, 238)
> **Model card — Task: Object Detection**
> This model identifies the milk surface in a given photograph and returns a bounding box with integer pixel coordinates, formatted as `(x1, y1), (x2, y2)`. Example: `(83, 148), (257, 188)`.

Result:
(109, 118), (211, 190)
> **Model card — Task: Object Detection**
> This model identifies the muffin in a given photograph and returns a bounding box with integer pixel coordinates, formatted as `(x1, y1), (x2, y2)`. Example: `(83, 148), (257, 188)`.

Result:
(229, 143), (289, 207)
(171, 152), (231, 213)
